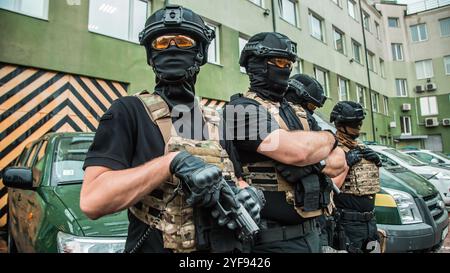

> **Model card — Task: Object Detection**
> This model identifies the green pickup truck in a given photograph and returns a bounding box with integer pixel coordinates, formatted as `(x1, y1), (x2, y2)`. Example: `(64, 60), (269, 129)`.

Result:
(4, 132), (128, 253)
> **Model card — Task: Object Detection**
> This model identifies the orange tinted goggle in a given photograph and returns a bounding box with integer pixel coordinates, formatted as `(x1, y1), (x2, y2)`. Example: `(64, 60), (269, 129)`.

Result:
(268, 58), (294, 69)
(151, 35), (196, 50)
(306, 102), (318, 111)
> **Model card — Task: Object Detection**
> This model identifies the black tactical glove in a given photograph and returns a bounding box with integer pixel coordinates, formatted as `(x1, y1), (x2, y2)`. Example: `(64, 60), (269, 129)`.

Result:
(275, 163), (318, 184)
(170, 151), (222, 208)
(346, 149), (363, 168)
(211, 186), (265, 230)
(361, 147), (382, 167)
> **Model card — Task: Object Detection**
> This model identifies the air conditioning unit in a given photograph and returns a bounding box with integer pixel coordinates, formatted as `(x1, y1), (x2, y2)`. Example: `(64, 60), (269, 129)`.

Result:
(426, 83), (437, 91)
(443, 118), (450, 126)
(425, 117), (439, 127)
(415, 85), (425, 93)
(401, 103), (411, 111)
(389, 121), (397, 128)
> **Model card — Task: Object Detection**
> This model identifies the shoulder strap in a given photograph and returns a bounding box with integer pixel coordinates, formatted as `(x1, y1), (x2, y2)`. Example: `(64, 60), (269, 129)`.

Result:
(201, 104), (221, 141)
(244, 91), (289, 130)
(135, 91), (173, 144)
(288, 102), (310, 131)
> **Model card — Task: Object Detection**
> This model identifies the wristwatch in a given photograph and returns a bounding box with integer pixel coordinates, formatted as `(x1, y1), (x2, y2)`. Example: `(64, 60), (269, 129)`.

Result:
(319, 159), (327, 170)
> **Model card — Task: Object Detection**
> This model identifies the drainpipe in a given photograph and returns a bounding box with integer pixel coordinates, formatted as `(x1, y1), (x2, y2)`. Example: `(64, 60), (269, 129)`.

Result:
(358, 0), (376, 142)
(271, 0), (277, 32)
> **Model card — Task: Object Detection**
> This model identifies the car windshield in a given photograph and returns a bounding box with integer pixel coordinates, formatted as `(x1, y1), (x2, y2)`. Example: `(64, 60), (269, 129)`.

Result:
(432, 151), (450, 160)
(383, 148), (425, 166)
(52, 136), (93, 185)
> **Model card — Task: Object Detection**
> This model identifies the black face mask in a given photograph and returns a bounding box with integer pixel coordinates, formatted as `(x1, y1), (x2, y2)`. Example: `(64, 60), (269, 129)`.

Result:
(151, 46), (200, 108)
(247, 56), (291, 101)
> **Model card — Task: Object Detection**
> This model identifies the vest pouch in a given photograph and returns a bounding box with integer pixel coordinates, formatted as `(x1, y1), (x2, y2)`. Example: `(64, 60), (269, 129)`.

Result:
(319, 176), (332, 209)
(297, 174), (321, 212)
(193, 207), (212, 251)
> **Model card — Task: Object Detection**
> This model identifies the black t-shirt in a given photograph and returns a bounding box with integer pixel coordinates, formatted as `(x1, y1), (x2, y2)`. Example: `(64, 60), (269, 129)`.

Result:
(224, 93), (316, 225)
(83, 95), (209, 253)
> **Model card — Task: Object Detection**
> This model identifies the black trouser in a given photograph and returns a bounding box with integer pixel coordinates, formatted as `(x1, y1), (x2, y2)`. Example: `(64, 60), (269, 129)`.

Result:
(252, 218), (322, 253)
(334, 209), (379, 253)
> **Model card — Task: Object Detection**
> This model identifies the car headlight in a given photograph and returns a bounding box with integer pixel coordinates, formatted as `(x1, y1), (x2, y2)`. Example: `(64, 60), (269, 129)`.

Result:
(384, 188), (423, 225)
(57, 231), (126, 253)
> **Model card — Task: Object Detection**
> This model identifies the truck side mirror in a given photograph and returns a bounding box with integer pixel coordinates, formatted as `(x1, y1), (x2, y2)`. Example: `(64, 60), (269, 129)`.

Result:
(3, 167), (34, 189)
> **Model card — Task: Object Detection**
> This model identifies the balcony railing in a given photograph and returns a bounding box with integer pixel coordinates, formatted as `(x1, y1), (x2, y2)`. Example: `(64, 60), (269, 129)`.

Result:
(407, 0), (450, 14)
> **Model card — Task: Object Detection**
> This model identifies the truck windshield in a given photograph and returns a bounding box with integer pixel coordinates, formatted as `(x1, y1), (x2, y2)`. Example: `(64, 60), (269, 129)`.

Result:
(383, 148), (426, 167)
(52, 136), (93, 185)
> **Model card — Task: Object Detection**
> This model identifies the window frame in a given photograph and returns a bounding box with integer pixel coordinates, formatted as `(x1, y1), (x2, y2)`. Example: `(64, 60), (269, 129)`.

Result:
(400, 116), (412, 135)
(388, 17), (399, 28)
(205, 21), (221, 65)
(356, 85), (366, 108)
(444, 56), (450, 75)
(309, 11), (325, 42)
(391, 43), (404, 61)
(333, 26), (346, 54)
(88, 0), (149, 44)
(314, 66), (330, 97)
(380, 58), (385, 77)
(410, 23), (428, 43)
(347, 0), (357, 20)
(371, 92), (379, 113)
(351, 39), (362, 63)
(383, 96), (389, 115)
(248, 0), (264, 7)
(362, 10), (371, 32)
(338, 76), (349, 101)
(395, 78), (408, 97)
(279, 0), (298, 26)
(439, 17), (450, 37)
(0, 0), (49, 20)
(420, 96), (438, 116)
(415, 59), (434, 80)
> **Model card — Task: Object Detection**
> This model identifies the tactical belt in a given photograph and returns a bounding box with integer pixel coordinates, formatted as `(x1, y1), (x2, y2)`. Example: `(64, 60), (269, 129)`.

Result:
(256, 219), (319, 244)
(338, 209), (375, 222)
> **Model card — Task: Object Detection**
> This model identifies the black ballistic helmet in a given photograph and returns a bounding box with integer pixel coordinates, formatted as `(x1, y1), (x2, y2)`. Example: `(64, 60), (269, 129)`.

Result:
(288, 74), (326, 107)
(330, 101), (366, 125)
(139, 5), (215, 66)
(239, 32), (298, 69)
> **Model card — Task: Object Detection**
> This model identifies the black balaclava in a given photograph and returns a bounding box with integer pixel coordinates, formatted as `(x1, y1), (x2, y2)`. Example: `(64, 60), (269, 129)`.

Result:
(247, 56), (291, 102)
(151, 44), (201, 109)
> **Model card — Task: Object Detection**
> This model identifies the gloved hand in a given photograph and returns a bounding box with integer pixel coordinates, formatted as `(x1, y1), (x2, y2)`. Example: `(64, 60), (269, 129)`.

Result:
(275, 163), (317, 184)
(170, 151), (223, 208)
(346, 149), (362, 167)
(361, 147), (382, 167)
(211, 186), (265, 230)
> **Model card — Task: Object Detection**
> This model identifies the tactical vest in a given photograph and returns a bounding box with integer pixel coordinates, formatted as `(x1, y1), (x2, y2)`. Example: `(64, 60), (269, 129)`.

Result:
(340, 144), (380, 196)
(240, 91), (328, 218)
(129, 91), (237, 253)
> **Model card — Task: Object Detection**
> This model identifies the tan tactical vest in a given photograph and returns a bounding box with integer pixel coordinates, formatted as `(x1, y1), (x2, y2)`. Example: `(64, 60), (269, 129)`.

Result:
(340, 144), (380, 196)
(241, 91), (326, 218)
(129, 91), (237, 253)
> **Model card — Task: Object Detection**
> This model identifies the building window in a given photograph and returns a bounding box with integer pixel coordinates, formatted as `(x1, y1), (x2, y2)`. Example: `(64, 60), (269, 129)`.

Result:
(375, 22), (381, 40)
(333, 27), (346, 54)
(356, 85), (366, 107)
(367, 51), (376, 72)
(363, 11), (370, 32)
(383, 96), (389, 115)
(352, 40), (362, 63)
(314, 67), (329, 97)
(400, 116), (412, 135)
(248, 0), (264, 7)
(380, 58), (385, 77)
(338, 77), (349, 101)
(371, 92), (379, 112)
(395, 79), (408, 97)
(391, 43), (404, 61)
(420, 96), (438, 116)
(331, 0), (341, 7)
(279, 0), (297, 26)
(410, 24), (428, 42)
(439, 17), (450, 37)
(388, 17), (399, 28)
(294, 59), (303, 74)
(310, 12), (324, 42)
(238, 36), (249, 73)
(206, 22), (220, 65)
(0, 0), (49, 19)
(347, 0), (356, 20)
(88, 0), (148, 43)
(445, 56), (450, 75)
(415, 59), (434, 79)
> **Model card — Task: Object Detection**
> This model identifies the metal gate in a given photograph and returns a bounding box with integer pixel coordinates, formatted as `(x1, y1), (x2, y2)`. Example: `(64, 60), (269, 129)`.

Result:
(424, 134), (444, 152)
(0, 63), (128, 227)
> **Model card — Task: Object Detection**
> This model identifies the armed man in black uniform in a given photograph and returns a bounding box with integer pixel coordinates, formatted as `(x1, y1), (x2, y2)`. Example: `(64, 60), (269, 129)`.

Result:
(80, 5), (264, 253)
(329, 101), (382, 253)
(223, 32), (347, 253)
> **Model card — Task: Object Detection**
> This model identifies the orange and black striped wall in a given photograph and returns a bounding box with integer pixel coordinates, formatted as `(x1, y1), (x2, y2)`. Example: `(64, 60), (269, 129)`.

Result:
(0, 63), (128, 228)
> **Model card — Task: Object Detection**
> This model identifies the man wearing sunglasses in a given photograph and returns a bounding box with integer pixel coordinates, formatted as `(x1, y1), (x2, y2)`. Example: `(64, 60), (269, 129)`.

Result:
(329, 101), (382, 253)
(81, 5), (263, 253)
(223, 32), (347, 253)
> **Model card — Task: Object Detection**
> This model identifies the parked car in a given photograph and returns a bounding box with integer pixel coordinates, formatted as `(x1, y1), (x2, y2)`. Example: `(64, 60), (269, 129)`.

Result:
(369, 145), (450, 208)
(313, 113), (449, 252)
(401, 149), (450, 169)
(4, 133), (128, 253)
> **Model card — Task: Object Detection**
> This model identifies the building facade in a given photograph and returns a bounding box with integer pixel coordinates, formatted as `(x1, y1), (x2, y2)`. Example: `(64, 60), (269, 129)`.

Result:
(0, 0), (449, 227)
